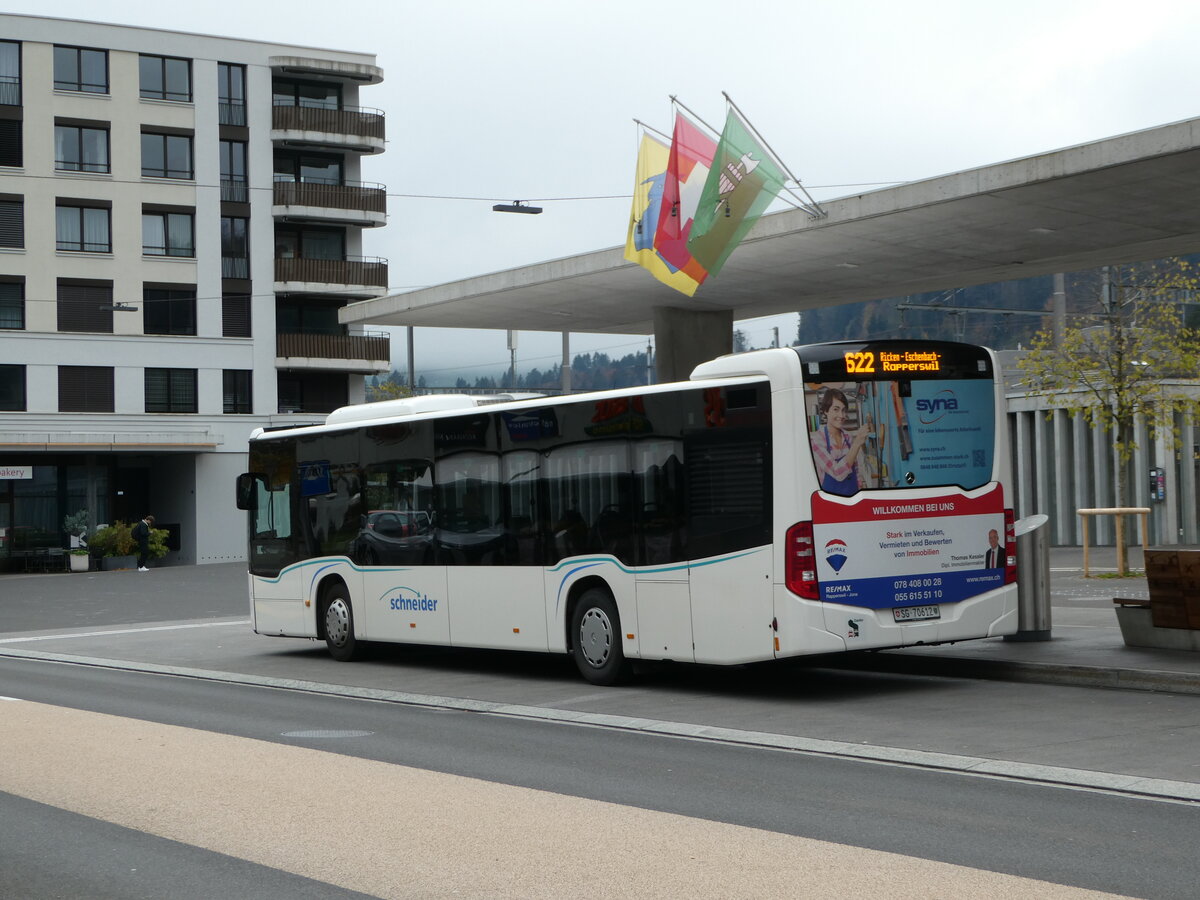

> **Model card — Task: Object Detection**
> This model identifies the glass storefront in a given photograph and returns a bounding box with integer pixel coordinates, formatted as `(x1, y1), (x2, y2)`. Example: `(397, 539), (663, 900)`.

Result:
(0, 456), (111, 570)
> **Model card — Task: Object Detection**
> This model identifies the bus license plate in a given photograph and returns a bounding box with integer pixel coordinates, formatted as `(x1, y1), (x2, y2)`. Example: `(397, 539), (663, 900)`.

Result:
(893, 605), (940, 622)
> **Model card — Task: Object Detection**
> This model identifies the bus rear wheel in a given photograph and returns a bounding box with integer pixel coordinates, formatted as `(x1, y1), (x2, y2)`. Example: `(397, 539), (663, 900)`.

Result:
(323, 584), (366, 661)
(571, 588), (631, 686)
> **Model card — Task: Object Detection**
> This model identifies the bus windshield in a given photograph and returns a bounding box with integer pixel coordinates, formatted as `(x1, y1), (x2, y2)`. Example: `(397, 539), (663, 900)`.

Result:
(795, 341), (996, 496)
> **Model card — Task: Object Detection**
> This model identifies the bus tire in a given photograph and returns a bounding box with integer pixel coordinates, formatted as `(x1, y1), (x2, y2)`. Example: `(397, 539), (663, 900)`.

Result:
(571, 588), (631, 686)
(323, 583), (366, 662)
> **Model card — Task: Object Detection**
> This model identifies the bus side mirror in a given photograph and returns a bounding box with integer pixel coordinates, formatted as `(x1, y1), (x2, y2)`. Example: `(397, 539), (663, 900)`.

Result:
(236, 473), (265, 510)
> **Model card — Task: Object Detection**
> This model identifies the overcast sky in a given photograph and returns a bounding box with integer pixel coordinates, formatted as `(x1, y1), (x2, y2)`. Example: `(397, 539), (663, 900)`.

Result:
(11, 0), (1200, 382)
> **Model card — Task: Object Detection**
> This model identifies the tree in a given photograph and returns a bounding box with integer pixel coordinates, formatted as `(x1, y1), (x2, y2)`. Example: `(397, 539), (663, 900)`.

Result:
(366, 379), (413, 402)
(1017, 260), (1200, 568)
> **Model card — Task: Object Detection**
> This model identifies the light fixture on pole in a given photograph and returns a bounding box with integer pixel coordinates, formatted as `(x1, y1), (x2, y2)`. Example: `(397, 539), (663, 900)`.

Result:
(492, 201), (542, 215)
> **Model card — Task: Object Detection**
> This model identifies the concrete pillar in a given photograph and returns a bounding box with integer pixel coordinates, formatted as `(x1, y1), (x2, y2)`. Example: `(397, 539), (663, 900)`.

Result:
(1053, 410), (1073, 544)
(1072, 413), (1088, 545)
(561, 331), (572, 393)
(1034, 410), (1050, 518)
(653, 307), (733, 383)
(1092, 421), (1112, 544)
(1181, 417), (1197, 544)
(1015, 411), (1034, 519)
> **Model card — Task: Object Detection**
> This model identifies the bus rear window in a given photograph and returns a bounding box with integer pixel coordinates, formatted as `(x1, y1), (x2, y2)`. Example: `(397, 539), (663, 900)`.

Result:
(797, 342), (996, 496)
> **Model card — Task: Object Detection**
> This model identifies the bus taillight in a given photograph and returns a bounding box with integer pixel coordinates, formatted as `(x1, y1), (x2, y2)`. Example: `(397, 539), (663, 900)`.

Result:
(786, 521), (819, 599)
(1004, 508), (1017, 585)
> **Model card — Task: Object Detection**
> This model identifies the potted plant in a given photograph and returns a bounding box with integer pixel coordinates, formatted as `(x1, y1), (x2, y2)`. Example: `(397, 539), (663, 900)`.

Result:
(63, 510), (91, 572)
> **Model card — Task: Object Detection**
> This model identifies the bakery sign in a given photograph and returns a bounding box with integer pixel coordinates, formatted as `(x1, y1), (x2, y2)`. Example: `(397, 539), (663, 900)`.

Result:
(0, 466), (32, 480)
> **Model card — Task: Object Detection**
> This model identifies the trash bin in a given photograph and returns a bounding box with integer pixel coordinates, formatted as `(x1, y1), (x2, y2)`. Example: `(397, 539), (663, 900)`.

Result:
(1005, 513), (1051, 641)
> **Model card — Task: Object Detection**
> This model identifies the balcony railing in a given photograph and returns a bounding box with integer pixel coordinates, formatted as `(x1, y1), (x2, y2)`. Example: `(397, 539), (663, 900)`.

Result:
(222, 256), (250, 279)
(272, 103), (385, 141)
(273, 180), (386, 213)
(276, 331), (390, 362)
(0, 77), (19, 107)
(219, 101), (246, 126)
(274, 256), (387, 288)
(221, 178), (249, 203)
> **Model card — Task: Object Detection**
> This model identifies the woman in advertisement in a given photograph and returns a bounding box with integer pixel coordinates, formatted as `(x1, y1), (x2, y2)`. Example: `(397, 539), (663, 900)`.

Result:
(811, 387), (872, 496)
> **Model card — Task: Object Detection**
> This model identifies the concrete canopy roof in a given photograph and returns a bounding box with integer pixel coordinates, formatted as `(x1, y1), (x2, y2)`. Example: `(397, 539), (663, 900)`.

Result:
(342, 116), (1200, 336)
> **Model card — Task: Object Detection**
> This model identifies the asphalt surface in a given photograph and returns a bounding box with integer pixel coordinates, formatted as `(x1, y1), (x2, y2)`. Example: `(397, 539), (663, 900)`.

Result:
(2, 544), (1195, 697)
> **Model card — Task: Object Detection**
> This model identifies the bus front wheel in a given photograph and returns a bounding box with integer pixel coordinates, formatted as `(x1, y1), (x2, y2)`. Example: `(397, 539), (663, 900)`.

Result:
(323, 584), (366, 662)
(571, 588), (631, 686)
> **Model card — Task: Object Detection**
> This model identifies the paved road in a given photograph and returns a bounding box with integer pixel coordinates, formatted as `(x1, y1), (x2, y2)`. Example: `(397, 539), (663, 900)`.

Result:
(2, 559), (1198, 897)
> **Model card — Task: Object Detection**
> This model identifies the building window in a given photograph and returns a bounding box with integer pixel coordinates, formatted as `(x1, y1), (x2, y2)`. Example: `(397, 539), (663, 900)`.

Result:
(0, 119), (20, 168)
(273, 150), (342, 185)
(53, 46), (107, 93)
(143, 286), (196, 335)
(0, 198), (22, 248)
(220, 140), (248, 201)
(218, 62), (246, 125)
(145, 368), (197, 413)
(57, 280), (113, 333)
(222, 293), (251, 338)
(0, 41), (19, 106)
(275, 225), (344, 260)
(56, 204), (110, 253)
(221, 216), (249, 278)
(141, 132), (193, 179)
(142, 210), (194, 257)
(55, 124), (109, 173)
(0, 364), (24, 411)
(223, 369), (252, 413)
(59, 365), (114, 412)
(273, 79), (340, 110)
(139, 55), (191, 102)
(0, 280), (23, 329)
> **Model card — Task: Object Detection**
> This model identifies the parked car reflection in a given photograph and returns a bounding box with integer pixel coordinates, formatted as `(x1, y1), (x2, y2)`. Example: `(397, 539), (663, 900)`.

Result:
(351, 510), (433, 565)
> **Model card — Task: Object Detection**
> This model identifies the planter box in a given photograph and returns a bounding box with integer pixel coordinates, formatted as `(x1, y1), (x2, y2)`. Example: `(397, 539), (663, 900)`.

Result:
(1116, 606), (1200, 651)
(101, 555), (137, 571)
(69, 553), (89, 572)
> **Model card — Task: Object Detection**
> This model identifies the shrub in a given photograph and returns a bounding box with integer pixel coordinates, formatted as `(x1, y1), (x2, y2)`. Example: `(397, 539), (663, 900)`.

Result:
(90, 520), (170, 559)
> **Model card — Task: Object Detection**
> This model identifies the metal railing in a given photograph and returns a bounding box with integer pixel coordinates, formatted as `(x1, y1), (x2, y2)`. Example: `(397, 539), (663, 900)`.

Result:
(276, 331), (390, 361)
(222, 256), (250, 279)
(271, 103), (385, 141)
(272, 180), (386, 213)
(219, 101), (246, 126)
(221, 178), (248, 203)
(274, 256), (387, 287)
(0, 77), (21, 106)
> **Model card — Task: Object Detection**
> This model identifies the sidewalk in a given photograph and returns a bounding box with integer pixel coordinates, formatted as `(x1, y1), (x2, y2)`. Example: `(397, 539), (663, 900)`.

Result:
(839, 544), (1200, 695)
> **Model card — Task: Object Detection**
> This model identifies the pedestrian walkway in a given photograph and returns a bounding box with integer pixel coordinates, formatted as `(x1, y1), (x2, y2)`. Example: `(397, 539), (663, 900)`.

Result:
(845, 544), (1200, 695)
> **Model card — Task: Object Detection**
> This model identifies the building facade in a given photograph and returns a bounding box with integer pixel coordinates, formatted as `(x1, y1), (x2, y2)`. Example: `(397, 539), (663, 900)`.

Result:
(0, 15), (389, 571)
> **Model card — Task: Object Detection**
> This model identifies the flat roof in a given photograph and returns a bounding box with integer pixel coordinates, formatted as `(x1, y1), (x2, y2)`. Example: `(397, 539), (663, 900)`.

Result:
(343, 116), (1200, 335)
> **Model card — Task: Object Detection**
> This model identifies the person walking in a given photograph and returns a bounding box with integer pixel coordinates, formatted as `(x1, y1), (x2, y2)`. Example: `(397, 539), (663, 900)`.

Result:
(133, 514), (155, 572)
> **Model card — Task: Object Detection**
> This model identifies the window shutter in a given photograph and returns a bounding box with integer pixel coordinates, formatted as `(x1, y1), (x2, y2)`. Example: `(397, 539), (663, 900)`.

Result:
(0, 120), (21, 167)
(222, 293), (251, 337)
(0, 200), (22, 248)
(57, 281), (114, 333)
(59, 366), (114, 412)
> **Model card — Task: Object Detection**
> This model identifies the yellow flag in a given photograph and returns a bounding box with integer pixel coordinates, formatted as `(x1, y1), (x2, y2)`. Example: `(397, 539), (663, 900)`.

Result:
(624, 133), (702, 297)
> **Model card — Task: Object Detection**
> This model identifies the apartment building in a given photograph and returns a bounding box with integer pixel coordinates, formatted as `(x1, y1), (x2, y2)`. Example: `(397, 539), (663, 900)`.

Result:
(0, 15), (389, 570)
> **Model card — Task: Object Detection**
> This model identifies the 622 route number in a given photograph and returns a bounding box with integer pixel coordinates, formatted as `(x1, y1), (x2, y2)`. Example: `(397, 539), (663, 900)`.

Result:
(844, 351), (876, 374)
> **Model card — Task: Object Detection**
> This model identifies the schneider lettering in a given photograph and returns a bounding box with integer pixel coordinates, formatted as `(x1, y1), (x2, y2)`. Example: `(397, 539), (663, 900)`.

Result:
(389, 594), (438, 611)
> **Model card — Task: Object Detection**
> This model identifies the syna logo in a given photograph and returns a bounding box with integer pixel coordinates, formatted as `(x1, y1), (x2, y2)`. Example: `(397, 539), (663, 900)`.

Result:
(916, 390), (959, 424)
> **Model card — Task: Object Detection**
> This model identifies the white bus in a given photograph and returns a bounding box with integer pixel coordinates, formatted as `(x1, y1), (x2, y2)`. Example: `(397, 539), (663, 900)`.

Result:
(236, 341), (1017, 684)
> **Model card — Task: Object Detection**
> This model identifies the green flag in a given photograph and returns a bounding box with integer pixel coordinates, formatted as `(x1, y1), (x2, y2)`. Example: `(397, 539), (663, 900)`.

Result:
(687, 110), (786, 278)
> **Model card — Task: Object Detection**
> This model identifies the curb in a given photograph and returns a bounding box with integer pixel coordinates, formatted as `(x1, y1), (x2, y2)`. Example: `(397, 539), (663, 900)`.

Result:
(826, 651), (1200, 696)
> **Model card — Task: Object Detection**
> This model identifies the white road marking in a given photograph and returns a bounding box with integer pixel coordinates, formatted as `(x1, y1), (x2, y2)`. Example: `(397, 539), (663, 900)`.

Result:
(0, 620), (249, 644)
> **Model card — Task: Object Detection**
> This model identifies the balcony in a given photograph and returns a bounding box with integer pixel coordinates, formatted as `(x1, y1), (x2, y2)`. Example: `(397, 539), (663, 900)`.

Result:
(276, 330), (390, 374)
(272, 104), (385, 154)
(274, 255), (388, 298)
(269, 56), (384, 86)
(273, 180), (386, 227)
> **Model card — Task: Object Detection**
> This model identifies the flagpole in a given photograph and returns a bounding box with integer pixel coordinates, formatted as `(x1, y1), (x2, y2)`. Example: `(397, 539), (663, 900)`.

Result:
(667, 95), (722, 141)
(632, 118), (672, 144)
(722, 92), (825, 219)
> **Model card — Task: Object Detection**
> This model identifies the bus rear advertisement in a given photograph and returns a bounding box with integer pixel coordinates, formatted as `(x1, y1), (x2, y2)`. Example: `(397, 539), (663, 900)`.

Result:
(237, 341), (1017, 684)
